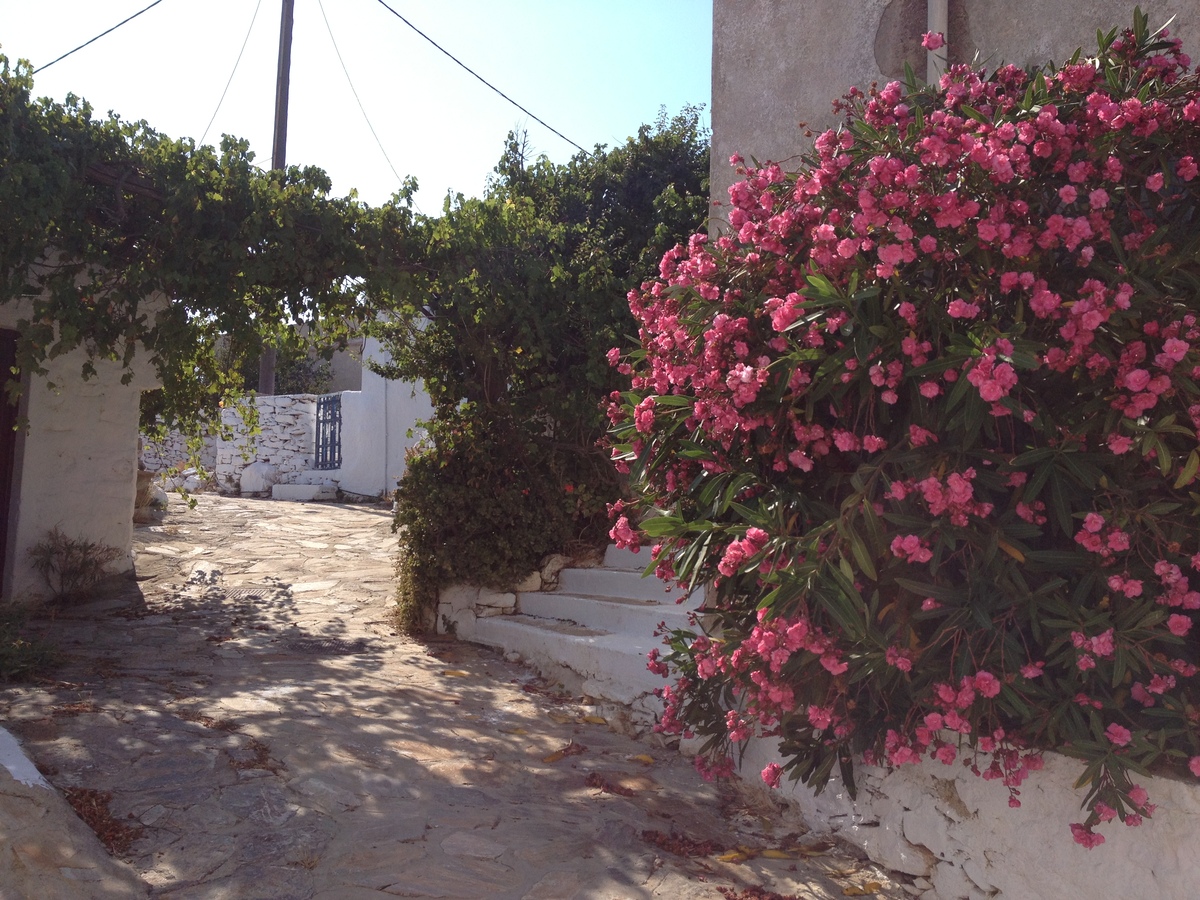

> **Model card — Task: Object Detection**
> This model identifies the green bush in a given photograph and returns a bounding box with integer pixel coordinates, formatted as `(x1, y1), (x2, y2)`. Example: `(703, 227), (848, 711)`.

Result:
(392, 409), (615, 631)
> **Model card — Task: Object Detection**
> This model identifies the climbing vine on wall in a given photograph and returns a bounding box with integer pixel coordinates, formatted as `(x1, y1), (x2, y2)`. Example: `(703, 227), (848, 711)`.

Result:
(0, 54), (420, 433)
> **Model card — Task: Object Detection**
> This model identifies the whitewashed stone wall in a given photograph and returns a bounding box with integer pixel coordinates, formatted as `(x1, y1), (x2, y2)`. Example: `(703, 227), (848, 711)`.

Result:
(140, 430), (216, 474)
(213, 394), (319, 493)
(729, 736), (1200, 899)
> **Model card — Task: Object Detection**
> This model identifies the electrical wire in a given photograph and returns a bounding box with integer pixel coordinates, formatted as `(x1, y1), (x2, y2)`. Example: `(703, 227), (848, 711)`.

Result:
(199, 0), (264, 146)
(372, 0), (588, 155)
(317, 0), (406, 189)
(34, 0), (167, 74)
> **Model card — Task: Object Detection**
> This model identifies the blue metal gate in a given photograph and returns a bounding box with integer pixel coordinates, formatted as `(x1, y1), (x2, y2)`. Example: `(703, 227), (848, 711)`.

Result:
(314, 394), (342, 470)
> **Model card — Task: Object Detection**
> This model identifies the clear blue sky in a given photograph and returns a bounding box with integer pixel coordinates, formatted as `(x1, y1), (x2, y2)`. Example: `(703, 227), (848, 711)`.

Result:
(0, 0), (713, 211)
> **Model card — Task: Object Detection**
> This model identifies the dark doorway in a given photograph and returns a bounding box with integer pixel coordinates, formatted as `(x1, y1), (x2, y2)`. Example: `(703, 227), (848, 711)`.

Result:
(0, 330), (20, 590)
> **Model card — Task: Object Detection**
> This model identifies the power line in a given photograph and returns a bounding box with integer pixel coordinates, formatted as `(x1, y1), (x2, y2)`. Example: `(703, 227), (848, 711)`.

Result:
(34, 0), (167, 74)
(372, 0), (589, 156)
(317, 0), (406, 190)
(199, 0), (264, 146)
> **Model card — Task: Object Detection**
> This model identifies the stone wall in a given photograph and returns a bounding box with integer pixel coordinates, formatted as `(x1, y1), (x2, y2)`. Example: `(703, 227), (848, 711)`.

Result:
(140, 430), (216, 474)
(212, 394), (319, 493)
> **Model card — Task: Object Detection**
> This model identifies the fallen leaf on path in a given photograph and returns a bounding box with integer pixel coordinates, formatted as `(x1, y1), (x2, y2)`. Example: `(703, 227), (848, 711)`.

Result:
(62, 787), (143, 855)
(522, 682), (574, 702)
(542, 740), (587, 763)
(441, 669), (471, 678)
(715, 846), (758, 863)
(584, 772), (636, 796)
(581, 714), (608, 725)
(498, 726), (528, 735)
(628, 753), (655, 765)
(641, 829), (727, 858)
(547, 711), (577, 724)
(717, 887), (801, 900)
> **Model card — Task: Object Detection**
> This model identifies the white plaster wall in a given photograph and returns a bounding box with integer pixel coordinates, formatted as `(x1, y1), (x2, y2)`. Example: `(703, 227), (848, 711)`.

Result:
(333, 337), (431, 498)
(711, 0), (1200, 224)
(737, 735), (1200, 900)
(0, 342), (155, 602)
(326, 338), (364, 392)
(0, 288), (159, 602)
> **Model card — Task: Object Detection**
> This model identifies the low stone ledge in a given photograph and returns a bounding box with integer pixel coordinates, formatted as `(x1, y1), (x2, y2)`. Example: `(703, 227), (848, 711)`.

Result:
(271, 483), (337, 502)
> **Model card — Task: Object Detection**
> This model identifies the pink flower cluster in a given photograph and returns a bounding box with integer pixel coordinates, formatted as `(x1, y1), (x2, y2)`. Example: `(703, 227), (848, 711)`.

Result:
(615, 17), (1200, 849)
(886, 467), (993, 526)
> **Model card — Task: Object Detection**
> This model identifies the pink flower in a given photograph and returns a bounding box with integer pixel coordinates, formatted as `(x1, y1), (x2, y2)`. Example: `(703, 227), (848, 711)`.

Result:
(891, 534), (933, 564)
(808, 705), (834, 730)
(1188, 756), (1200, 778)
(1107, 433), (1133, 454)
(609, 517), (640, 551)
(1105, 723), (1132, 747)
(886, 646), (913, 672)
(947, 298), (981, 319)
(1167, 613), (1193, 636)
(1124, 368), (1151, 391)
(921, 31), (945, 51)
(973, 670), (1001, 698)
(1146, 172), (1165, 192)
(761, 762), (784, 788)
(1071, 823), (1105, 849)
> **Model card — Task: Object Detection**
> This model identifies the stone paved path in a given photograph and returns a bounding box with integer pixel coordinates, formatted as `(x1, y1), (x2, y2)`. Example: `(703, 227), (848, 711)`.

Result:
(1, 494), (906, 899)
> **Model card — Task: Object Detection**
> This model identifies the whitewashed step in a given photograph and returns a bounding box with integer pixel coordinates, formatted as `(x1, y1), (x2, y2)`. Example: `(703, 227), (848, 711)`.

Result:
(517, 591), (693, 637)
(556, 567), (693, 604)
(472, 614), (668, 708)
(602, 545), (650, 571)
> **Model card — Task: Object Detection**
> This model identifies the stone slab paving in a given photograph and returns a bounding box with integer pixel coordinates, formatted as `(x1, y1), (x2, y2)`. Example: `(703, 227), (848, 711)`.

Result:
(1, 494), (907, 899)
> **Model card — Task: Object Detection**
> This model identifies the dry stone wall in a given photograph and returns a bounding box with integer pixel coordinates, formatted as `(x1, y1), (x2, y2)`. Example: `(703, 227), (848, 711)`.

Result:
(140, 394), (328, 494)
(140, 430), (216, 474)
(212, 395), (319, 493)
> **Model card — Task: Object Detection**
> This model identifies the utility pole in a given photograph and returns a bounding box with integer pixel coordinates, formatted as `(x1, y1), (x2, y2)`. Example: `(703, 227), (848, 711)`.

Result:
(258, 0), (294, 395)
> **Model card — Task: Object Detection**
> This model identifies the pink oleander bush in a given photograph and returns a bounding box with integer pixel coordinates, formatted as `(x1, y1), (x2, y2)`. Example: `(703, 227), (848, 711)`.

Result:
(607, 11), (1200, 848)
